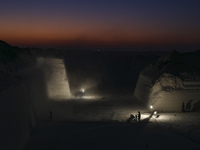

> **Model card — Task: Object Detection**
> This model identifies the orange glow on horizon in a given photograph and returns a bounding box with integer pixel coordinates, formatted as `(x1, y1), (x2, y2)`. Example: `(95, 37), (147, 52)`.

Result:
(1, 20), (200, 48)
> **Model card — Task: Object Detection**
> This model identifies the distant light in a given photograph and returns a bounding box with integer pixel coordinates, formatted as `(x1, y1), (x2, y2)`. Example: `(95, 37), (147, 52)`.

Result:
(150, 105), (153, 109)
(82, 96), (96, 99)
(154, 111), (157, 114)
(82, 89), (85, 92)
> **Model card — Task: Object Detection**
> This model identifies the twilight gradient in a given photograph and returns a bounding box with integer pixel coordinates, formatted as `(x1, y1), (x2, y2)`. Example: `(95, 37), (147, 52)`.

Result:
(0, 0), (200, 51)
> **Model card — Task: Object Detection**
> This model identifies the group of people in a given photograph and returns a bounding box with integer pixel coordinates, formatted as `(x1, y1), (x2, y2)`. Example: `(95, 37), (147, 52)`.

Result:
(127, 111), (141, 123)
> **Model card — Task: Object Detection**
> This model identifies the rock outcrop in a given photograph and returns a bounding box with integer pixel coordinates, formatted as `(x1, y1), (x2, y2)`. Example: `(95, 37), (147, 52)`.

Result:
(134, 50), (200, 112)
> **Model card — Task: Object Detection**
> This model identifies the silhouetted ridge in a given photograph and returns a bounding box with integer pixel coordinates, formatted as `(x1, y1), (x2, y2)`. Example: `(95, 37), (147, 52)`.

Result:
(157, 50), (179, 63)
(0, 40), (20, 62)
(0, 40), (11, 47)
(141, 50), (200, 81)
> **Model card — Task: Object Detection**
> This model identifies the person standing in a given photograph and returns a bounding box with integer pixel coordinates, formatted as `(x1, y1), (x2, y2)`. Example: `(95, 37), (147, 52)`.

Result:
(49, 111), (52, 122)
(138, 111), (141, 123)
(182, 102), (185, 112)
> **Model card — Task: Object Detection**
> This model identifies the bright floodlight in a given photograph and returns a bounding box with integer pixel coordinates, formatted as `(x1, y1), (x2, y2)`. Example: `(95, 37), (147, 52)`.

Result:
(154, 111), (157, 114)
(150, 105), (153, 109)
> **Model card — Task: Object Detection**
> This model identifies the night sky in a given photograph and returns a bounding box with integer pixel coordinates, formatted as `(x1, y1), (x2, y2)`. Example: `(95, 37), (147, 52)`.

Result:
(1, 0), (200, 51)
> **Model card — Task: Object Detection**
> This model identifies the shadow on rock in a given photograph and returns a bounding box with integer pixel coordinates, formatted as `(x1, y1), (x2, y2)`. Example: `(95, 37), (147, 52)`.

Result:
(192, 100), (200, 112)
(186, 100), (193, 111)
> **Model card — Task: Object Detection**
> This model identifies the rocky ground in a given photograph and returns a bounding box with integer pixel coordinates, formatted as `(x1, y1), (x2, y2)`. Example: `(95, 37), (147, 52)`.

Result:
(24, 109), (200, 150)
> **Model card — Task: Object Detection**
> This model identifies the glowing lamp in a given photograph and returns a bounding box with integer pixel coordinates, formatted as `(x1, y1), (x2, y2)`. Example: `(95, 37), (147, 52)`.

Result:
(154, 111), (157, 114)
(82, 89), (85, 92)
(150, 105), (153, 109)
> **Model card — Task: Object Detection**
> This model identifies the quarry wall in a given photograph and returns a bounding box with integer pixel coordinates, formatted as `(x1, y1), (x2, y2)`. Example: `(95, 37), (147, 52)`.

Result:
(36, 58), (71, 99)
(134, 73), (200, 112)
(150, 91), (200, 112)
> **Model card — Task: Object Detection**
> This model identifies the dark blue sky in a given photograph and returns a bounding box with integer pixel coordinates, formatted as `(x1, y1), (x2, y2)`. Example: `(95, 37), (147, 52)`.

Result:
(0, 0), (200, 51)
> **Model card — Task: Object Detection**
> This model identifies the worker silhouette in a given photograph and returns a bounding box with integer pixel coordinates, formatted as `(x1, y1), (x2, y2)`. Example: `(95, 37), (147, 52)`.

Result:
(49, 111), (52, 122)
(182, 102), (185, 112)
(138, 111), (141, 123)
(127, 114), (135, 123)
(130, 114), (134, 120)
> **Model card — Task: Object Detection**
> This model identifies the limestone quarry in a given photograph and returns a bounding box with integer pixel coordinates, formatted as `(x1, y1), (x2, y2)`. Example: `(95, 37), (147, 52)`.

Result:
(1, 40), (200, 150)
(134, 50), (200, 112)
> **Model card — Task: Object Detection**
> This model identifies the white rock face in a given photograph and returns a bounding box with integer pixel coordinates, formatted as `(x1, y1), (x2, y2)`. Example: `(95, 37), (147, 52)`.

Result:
(134, 51), (200, 112)
(37, 58), (71, 99)
(148, 73), (200, 111)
